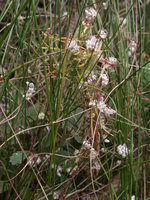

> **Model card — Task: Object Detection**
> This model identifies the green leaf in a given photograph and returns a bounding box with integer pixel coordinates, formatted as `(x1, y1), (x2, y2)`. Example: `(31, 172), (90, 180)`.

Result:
(74, 135), (82, 144)
(26, 103), (40, 121)
(9, 151), (29, 166)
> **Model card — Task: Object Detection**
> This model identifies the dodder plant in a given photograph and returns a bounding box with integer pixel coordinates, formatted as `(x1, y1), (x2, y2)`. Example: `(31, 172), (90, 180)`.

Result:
(0, 1), (149, 200)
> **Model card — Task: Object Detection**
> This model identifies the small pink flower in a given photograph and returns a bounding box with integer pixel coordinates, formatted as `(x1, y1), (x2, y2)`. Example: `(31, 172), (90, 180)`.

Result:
(85, 7), (97, 21)
(86, 36), (99, 51)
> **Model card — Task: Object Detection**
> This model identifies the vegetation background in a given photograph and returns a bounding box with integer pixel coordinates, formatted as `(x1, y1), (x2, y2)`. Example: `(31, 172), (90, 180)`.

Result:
(0, 0), (150, 199)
